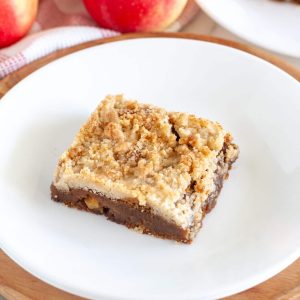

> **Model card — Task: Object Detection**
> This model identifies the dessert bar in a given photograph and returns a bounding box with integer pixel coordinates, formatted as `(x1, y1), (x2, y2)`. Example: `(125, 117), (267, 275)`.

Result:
(51, 95), (239, 243)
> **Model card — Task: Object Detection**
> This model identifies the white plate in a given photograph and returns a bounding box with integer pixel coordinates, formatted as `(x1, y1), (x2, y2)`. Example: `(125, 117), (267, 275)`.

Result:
(197, 0), (300, 57)
(0, 37), (300, 300)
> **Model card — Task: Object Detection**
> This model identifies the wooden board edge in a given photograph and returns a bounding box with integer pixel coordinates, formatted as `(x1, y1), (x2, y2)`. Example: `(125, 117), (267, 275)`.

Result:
(0, 32), (299, 99)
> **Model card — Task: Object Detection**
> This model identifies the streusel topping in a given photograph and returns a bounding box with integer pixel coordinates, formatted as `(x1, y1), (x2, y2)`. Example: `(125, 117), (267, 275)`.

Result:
(54, 95), (237, 227)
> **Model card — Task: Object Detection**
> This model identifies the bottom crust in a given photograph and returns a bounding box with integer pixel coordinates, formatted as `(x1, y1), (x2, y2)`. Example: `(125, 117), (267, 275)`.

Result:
(51, 144), (238, 243)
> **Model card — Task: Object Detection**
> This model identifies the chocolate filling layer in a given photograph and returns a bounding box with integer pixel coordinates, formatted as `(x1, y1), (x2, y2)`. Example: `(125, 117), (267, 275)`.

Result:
(51, 143), (237, 243)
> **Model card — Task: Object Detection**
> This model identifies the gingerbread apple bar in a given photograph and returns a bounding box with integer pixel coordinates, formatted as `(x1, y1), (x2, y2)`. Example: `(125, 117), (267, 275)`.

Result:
(51, 95), (239, 243)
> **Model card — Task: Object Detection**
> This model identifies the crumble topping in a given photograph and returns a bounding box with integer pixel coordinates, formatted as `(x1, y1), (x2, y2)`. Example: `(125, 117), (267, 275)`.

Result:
(54, 95), (238, 227)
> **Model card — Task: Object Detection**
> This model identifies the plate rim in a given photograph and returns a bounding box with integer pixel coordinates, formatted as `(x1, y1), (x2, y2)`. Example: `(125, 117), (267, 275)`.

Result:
(1, 241), (299, 300)
(0, 32), (299, 100)
(1, 35), (300, 300)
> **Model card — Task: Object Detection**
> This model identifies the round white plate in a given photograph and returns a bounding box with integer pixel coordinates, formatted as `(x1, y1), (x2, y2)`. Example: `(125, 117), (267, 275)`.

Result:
(197, 0), (300, 57)
(0, 37), (300, 300)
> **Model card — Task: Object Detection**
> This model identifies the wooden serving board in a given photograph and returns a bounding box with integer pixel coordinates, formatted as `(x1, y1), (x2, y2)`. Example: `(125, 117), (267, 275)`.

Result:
(1, 32), (300, 97)
(0, 33), (299, 300)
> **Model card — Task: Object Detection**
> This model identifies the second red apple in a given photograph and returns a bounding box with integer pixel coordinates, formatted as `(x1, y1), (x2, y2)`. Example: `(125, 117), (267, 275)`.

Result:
(83, 0), (188, 32)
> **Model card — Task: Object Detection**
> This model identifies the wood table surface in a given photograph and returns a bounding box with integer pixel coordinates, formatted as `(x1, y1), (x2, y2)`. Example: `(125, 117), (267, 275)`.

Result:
(0, 33), (299, 300)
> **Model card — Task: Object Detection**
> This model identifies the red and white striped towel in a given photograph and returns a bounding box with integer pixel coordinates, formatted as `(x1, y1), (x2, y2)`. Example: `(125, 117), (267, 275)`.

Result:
(0, 0), (199, 79)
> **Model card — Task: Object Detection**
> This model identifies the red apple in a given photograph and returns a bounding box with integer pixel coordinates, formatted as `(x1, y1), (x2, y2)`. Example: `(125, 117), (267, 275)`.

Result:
(0, 0), (38, 48)
(83, 0), (188, 32)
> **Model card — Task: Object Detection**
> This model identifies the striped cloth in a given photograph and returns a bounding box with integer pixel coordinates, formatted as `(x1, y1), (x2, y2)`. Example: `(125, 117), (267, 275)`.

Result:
(0, 26), (118, 78)
(0, 0), (199, 79)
